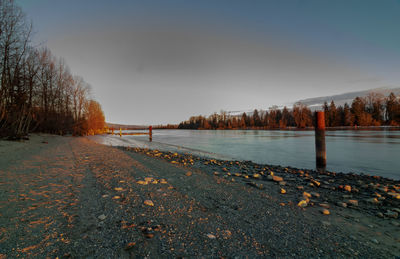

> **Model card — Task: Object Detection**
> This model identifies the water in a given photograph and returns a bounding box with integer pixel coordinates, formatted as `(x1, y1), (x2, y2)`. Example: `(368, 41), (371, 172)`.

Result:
(90, 129), (400, 180)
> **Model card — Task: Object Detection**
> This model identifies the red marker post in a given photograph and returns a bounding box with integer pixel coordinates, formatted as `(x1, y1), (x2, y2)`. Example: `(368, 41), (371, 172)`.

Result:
(149, 126), (152, 142)
(315, 111), (326, 171)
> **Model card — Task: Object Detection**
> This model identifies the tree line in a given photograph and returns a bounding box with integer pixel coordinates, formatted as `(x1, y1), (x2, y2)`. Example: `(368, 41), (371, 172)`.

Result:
(178, 92), (400, 130)
(0, 0), (105, 139)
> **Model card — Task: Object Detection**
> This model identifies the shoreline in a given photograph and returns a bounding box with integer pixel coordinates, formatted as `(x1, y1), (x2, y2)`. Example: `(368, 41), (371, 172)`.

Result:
(1, 135), (399, 257)
(126, 146), (400, 214)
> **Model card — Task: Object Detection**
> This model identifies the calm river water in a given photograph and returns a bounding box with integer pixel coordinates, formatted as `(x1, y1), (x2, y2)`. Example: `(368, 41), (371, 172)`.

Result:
(91, 129), (400, 180)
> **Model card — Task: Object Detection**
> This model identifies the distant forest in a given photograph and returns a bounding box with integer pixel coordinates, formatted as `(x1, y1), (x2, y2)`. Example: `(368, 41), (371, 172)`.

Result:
(178, 92), (400, 130)
(0, 0), (105, 139)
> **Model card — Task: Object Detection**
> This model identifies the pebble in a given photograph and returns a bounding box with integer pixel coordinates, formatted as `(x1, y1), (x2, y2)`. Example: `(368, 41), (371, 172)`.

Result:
(272, 176), (283, 182)
(371, 238), (379, 244)
(319, 203), (330, 209)
(207, 233), (216, 239)
(391, 221), (400, 227)
(144, 200), (154, 206)
(384, 210), (398, 219)
(392, 208), (400, 213)
(321, 209), (330, 215)
(144, 177), (153, 182)
(98, 214), (106, 221)
(185, 171), (193, 176)
(280, 188), (286, 194)
(298, 200), (308, 208)
(365, 197), (379, 204)
(252, 173), (261, 179)
(347, 199), (358, 206)
(311, 192), (320, 198)
(336, 202), (347, 208)
(376, 212), (384, 218)
(303, 192), (312, 198)
(124, 242), (136, 250)
(279, 181), (286, 186)
(311, 180), (321, 187)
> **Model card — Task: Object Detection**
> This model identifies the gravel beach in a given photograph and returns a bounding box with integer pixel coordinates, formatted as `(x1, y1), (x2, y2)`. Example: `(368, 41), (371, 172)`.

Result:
(0, 134), (399, 258)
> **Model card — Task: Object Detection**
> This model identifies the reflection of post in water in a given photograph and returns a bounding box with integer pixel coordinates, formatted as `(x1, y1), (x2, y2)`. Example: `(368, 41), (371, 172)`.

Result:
(315, 111), (326, 171)
(149, 126), (152, 142)
(119, 128), (122, 138)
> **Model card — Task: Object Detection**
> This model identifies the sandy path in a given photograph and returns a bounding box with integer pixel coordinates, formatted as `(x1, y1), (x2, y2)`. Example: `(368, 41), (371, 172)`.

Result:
(0, 135), (395, 258)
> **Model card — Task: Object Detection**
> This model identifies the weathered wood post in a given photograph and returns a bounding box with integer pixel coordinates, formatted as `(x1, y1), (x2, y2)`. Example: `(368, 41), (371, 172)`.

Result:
(149, 126), (153, 142)
(119, 128), (122, 138)
(315, 111), (326, 171)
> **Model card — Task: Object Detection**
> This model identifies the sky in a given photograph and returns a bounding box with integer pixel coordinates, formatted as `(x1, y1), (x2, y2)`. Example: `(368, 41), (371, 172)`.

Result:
(17, 0), (400, 125)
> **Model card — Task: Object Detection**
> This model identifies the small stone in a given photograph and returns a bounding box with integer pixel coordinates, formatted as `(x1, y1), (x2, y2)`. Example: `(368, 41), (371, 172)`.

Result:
(206, 233), (216, 239)
(136, 180), (148, 185)
(98, 214), (106, 221)
(185, 171), (192, 176)
(319, 203), (330, 209)
(279, 181), (286, 186)
(371, 238), (379, 244)
(160, 179), (168, 184)
(347, 199), (358, 206)
(297, 186), (304, 190)
(365, 197), (379, 204)
(124, 242), (136, 250)
(376, 212), (384, 218)
(213, 172), (220, 176)
(336, 202), (347, 208)
(311, 192), (320, 198)
(392, 208), (400, 213)
(391, 221), (400, 227)
(144, 200), (154, 206)
(298, 200), (308, 208)
(144, 177), (153, 182)
(311, 180), (321, 187)
(114, 187), (123, 191)
(387, 192), (400, 199)
(272, 176), (283, 182)
(267, 175), (273, 180)
(280, 188), (286, 194)
(344, 185), (352, 192)
(252, 173), (261, 179)
(321, 209), (330, 215)
(384, 210), (398, 219)
(303, 192), (312, 198)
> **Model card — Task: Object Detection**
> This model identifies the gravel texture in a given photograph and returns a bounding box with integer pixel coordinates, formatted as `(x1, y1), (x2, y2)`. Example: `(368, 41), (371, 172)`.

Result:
(0, 134), (399, 258)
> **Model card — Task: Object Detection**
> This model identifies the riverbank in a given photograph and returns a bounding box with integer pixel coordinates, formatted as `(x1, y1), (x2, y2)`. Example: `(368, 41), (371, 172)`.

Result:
(0, 135), (399, 258)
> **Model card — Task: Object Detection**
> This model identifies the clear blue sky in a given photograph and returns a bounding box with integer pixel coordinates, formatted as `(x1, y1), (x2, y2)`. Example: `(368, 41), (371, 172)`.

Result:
(17, 0), (400, 124)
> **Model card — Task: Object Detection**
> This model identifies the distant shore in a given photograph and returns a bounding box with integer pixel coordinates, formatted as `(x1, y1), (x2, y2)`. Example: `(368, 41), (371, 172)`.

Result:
(0, 135), (399, 258)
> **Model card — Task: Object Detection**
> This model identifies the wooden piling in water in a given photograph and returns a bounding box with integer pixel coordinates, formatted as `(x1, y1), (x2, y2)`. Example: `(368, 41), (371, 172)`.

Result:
(315, 111), (326, 171)
(149, 126), (152, 142)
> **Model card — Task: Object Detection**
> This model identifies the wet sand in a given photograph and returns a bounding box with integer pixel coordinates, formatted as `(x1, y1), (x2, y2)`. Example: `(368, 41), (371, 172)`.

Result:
(0, 134), (399, 258)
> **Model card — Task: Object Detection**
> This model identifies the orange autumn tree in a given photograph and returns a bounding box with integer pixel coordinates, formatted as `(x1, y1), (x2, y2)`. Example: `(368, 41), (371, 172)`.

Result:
(85, 100), (106, 135)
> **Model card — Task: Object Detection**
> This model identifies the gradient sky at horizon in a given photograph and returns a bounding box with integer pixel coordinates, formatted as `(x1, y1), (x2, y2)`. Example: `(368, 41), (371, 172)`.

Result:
(16, 0), (400, 125)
